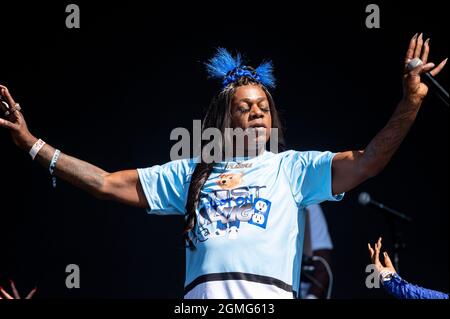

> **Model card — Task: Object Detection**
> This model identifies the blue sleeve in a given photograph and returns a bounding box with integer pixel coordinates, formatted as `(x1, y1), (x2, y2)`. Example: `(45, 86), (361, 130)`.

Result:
(137, 159), (193, 215)
(283, 150), (344, 207)
(383, 274), (449, 299)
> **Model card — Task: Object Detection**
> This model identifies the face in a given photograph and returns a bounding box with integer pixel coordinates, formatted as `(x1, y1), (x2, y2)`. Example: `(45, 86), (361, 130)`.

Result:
(216, 172), (243, 189)
(230, 85), (272, 152)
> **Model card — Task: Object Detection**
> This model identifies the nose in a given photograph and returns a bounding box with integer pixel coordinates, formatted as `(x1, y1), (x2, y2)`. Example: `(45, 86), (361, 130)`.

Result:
(249, 104), (264, 120)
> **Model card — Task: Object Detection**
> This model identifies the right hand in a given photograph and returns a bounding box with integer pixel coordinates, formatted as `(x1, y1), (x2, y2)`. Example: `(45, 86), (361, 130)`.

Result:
(0, 280), (37, 299)
(368, 237), (397, 275)
(0, 85), (37, 150)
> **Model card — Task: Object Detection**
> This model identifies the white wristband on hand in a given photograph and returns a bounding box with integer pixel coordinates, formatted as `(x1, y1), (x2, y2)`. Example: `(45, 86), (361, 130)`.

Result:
(29, 139), (46, 160)
(380, 270), (396, 282)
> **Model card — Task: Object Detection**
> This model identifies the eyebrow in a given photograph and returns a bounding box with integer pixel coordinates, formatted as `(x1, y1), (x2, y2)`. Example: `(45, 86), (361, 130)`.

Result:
(238, 97), (268, 104)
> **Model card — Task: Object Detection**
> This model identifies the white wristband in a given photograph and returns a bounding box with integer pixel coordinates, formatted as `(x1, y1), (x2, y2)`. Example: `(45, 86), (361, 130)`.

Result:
(380, 270), (396, 282)
(29, 139), (46, 160)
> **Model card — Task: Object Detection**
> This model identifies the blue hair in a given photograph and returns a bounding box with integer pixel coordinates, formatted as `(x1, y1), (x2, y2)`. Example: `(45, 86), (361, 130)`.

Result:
(205, 48), (276, 89)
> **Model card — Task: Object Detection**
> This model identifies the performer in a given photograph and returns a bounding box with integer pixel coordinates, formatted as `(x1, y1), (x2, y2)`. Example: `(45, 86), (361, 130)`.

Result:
(368, 238), (448, 299)
(0, 34), (446, 299)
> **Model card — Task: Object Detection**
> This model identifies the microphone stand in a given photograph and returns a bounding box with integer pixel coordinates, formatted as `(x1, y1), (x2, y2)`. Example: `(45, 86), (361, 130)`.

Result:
(386, 216), (406, 274)
(360, 194), (412, 274)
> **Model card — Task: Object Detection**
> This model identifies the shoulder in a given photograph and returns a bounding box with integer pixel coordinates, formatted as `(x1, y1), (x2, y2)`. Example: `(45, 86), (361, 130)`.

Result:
(138, 157), (198, 182)
(275, 150), (334, 166)
(160, 157), (197, 172)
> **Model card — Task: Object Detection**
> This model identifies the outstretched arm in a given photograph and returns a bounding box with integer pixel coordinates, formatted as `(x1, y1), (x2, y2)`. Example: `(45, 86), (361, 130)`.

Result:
(0, 85), (148, 208)
(331, 33), (447, 195)
(368, 238), (448, 299)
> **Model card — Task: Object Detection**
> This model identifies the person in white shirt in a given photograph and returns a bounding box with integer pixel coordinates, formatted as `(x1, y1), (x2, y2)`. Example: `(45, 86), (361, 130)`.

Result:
(300, 204), (333, 299)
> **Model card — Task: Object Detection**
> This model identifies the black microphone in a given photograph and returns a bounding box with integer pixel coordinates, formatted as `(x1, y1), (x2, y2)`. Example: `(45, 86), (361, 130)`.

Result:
(407, 58), (449, 107)
(358, 192), (412, 223)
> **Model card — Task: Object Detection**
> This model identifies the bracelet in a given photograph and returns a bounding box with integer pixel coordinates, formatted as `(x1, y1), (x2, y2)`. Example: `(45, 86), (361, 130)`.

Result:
(49, 149), (61, 188)
(29, 139), (46, 160)
(379, 270), (396, 282)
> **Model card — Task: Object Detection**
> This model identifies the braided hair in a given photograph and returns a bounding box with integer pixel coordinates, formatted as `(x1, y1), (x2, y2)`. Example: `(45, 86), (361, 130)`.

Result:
(184, 76), (285, 249)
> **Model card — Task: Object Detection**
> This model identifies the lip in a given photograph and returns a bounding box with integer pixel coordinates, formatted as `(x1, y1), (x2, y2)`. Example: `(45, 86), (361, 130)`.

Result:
(247, 123), (267, 128)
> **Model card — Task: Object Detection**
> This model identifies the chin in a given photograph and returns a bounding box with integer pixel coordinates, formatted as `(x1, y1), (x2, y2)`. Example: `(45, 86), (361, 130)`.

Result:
(245, 137), (268, 152)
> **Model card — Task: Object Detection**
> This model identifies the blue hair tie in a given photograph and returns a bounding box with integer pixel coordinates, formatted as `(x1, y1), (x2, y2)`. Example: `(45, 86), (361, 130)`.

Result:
(205, 48), (276, 89)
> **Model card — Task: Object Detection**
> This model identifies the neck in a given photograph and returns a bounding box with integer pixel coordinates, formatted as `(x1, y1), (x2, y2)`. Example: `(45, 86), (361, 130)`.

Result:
(229, 144), (266, 159)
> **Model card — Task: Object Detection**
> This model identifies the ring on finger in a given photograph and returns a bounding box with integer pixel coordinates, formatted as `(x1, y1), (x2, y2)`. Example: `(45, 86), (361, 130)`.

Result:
(5, 106), (19, 117)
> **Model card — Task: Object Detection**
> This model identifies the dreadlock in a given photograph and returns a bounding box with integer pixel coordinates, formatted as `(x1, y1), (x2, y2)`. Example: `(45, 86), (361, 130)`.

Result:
(184, 76), (285, 249)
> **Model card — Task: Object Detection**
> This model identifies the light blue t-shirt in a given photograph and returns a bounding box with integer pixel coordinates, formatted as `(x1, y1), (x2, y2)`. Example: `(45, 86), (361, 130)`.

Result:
(138, 150), (343, 298)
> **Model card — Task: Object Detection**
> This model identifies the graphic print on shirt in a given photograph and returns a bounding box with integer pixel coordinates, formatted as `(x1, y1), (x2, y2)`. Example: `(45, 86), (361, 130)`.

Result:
(196, 172), (272, 241)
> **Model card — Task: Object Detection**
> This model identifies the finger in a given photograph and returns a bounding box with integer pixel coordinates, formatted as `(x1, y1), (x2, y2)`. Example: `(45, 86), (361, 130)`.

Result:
(405, 33), (418, 67)
(368, 243), (375, 258)
(409, 62), (435, 76)
(15, 109), (25, 121)
(13, 109), (25, 126)
(430, 58), (448, 77)
(375, 237), (382, 250)
(0, 286), (14, 299)
(383, 252), (395, 269)
(0, 118), (20, 130)
(10, 280), (21, 299)
(0, 86), (17, 108)
(25, 287), (37, 299)
(421, 38), (430, 64)
(421, 62), (436, 74)
(6, 106), (21, 122)
(373, 243), (380, 265)
(413, 33), (424, 58)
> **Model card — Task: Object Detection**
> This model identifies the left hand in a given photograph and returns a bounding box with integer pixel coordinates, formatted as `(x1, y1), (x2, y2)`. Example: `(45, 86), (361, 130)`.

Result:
(403, 33), (447, 104)
(0, 280), (37, 299)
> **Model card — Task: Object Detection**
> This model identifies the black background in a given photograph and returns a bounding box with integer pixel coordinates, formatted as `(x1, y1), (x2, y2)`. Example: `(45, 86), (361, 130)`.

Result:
(0, 1), (448, 299)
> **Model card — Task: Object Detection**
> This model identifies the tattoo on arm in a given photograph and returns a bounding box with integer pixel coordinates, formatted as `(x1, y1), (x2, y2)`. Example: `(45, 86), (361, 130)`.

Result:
(362, 99), (421, 175)
(34, 144), (109, 198)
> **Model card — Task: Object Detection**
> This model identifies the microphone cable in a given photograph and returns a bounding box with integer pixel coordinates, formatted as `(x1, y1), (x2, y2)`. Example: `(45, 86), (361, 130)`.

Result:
(312, 255), (334, 299)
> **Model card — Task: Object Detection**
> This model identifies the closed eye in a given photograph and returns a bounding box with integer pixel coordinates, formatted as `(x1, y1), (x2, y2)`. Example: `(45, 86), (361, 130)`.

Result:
(259, 104), (270, 112)
(238, 106), (250, 113)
